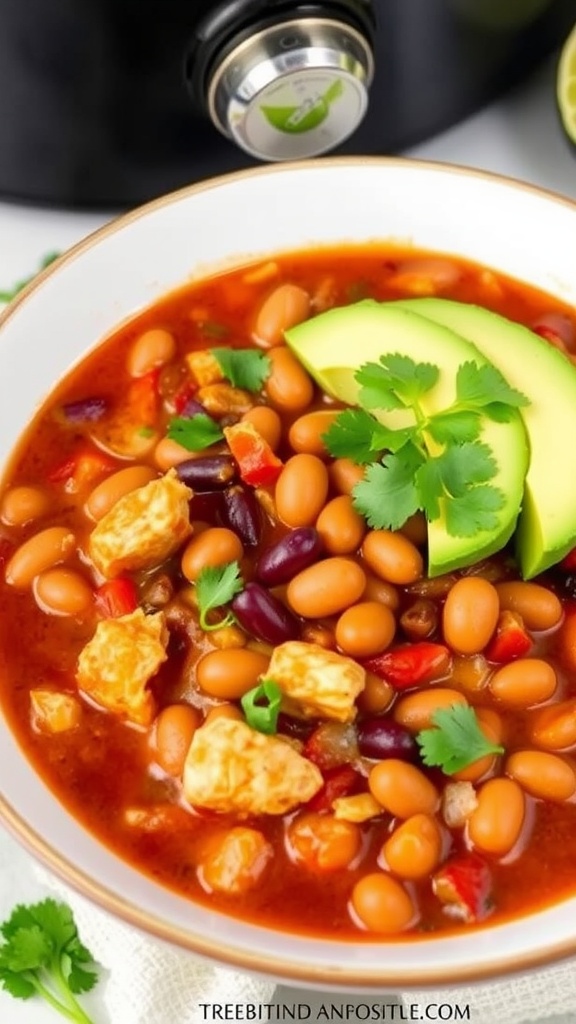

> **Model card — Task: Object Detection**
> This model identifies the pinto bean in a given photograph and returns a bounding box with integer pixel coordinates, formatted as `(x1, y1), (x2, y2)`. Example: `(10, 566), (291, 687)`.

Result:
(369, 759), (439, 818)
(393, 689), (468, 733)
(275, 454), (329, 528)
(286, 558), (366, 618)
(264, 347), (314, 413)
(351, 873), (417, 934)
(288, 410), (340, 457)
(127, 328), (176, 377)
(442, 578), (500, 655)
(335, 601), (396, 658)
(241, 406), (282, 451)
(5, 527), (76, 589)
(152, 704), (202, 776)
(34, 568), (93, 616)
(362, 530), (423, 585)
(495, 582), (562, 632)
(467, 778), (525, 856)
(0, 485), (52, 527)
(316, 495), (366, 555)
(196, 649), (270, 700)
(181, 528), (243, 581)
(506, 750), (576, 802)
(85, 465), (157, 520)
(254, 284), (311, 347)
(489, 658), (557, 708)
(382, 814), (442, 880)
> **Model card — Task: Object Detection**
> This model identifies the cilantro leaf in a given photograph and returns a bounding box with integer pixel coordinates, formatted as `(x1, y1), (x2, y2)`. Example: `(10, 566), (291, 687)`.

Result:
(356, 354), (438, 410)
(211, 347), (271, 392)
(355, 363), (408, 411)
(444, 485), (506, 537)
(167, 414), (224, 451)
(370, 422), (418, 454)
(322, 409), (382, 464)
(416, 703), (504, 774)
(456, 361), (529, 409)
(352, 447), (424, 530)
(0, 252), (60, 304)
(241, 678), (282, 734)
(0, 899), (100, 1022)
(379, 353), (439, 402)
(196, 561), (244, 631)
(426, 409), (482, 445)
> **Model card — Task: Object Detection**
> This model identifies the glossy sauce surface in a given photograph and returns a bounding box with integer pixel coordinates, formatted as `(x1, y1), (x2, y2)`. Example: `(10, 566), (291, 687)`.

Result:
(2, 245), (576, 939)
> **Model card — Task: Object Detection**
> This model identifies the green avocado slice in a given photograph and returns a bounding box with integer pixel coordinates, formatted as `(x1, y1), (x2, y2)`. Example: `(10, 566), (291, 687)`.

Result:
(285, 303), (528, 576)
(392, 298), (576, 578)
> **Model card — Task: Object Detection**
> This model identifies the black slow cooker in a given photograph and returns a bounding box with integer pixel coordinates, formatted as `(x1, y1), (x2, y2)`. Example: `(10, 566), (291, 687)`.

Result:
(0, 0), (574, 208)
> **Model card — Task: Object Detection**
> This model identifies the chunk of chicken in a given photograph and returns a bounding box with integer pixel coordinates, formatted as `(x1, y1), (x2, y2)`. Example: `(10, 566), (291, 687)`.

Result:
(183, 717), (322, 815)
(442, 781), (478, 829)
(76, 608), (168, 725)
(198, 827), (273, 894)
(267, 641), (365, 722)
(88, 469), (192, 578)
(30, 690), (81, 734)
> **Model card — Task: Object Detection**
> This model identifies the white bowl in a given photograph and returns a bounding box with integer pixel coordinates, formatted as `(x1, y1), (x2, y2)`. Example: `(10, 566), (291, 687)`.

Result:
(1, 158), (576, 991)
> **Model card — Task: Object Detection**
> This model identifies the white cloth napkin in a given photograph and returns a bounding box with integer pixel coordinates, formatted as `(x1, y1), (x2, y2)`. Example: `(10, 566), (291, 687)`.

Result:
(34, 865), (276, 1024)
(401, 965), (576, 1024)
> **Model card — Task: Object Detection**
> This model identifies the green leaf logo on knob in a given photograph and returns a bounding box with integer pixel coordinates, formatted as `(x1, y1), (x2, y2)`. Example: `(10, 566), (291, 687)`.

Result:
(261, 79), (344, 134)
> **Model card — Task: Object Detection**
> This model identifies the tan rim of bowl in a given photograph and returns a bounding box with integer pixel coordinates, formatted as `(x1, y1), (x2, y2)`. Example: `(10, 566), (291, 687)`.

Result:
(2, 156), (576, 988)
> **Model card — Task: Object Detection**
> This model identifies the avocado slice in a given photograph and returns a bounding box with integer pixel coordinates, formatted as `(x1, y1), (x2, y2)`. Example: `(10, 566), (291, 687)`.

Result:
(285, 304), (528, 576)
(392, 297), (576, 578)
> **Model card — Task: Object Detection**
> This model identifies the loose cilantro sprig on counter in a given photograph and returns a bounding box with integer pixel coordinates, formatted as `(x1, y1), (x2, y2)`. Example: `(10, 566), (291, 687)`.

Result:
(196, 561), (243, 631)
(0, 899), (100, 1024)
(0, 252), (60, 304)
(323, 354), (529, 537)
(241, 679), (282, 734)
(416, 704), (504, 775)
(211, 347), (271, 392)
(167, 413), (224, 451)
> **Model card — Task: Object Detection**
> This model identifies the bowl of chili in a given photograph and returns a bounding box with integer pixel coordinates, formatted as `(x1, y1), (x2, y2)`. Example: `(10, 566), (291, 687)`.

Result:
(1, 158), (576, 989)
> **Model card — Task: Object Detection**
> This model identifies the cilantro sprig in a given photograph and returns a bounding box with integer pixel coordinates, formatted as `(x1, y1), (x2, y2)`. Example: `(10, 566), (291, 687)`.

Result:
(322, 354), (529, 537)
(0, 899), (100, 1024)
(196, 561), (244, 631)
(0, 252), (60, 304)
(167, 413), (224, 451)
(416, 704), (504, 775)
(211, 348), (271, 392)
(241, 679), (282, 734)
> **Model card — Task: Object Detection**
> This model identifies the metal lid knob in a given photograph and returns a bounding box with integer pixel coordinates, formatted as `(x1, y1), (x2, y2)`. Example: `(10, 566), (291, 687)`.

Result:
(207, 18), (374, 162)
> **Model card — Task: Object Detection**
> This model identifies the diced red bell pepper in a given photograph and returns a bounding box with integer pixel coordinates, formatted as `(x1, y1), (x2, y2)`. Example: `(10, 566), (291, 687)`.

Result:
(559, 546), (576, 571)
(94, 578), (138, 618)
(533, 325), (567, 352)
(364, 642), (451, 690)
(223, 421), (283, 487)
(126, 369), (160, 426)
(485, 610), (532, 663)
(306, 764), (361, 813)
(432, 853), (493, 923)
(48, 446), (116, 493)
(173, 381), (197, 415)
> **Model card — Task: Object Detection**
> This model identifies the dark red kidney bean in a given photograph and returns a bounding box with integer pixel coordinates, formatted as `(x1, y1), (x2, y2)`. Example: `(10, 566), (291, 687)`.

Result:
(221, 486), (262, 547)
(356, 717), (418, 761)
(189, 491), (225, 522)
(532, 312), (576, 351)
(180, 398), (209, 418)
(232, 582), (300, 645)
(277, 713), (318, 741)
(61, 396), (108, 422)
(176, 456), (237, 490)
(256, 527), (323, 586)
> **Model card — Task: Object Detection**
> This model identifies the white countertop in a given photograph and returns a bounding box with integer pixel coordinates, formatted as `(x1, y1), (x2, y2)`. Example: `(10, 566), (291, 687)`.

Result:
(1, 54), (576, 1024)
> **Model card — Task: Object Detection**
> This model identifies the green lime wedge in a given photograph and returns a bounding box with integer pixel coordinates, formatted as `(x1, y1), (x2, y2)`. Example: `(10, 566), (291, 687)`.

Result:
(557, 22), (576, 144)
